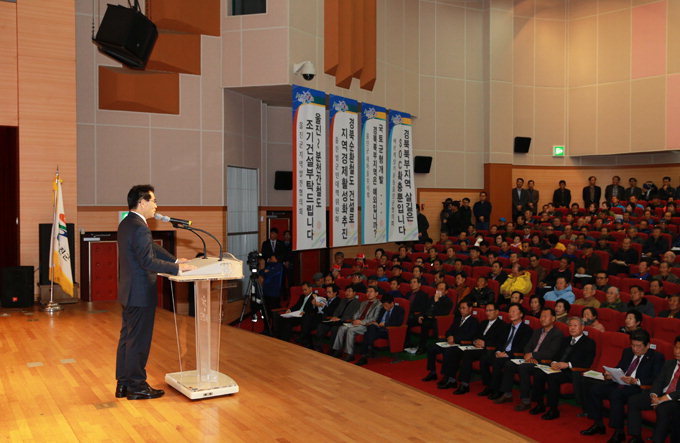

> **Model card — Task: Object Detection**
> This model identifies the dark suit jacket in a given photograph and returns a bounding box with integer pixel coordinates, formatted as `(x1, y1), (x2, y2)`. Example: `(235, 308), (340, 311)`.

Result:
(523, 326), (564, 361)
(289, 293), (319, 316)
(445, 315), (479, 343)
(117, 213), (178, 307)
(512, 188), (529, 214)
(408, 290), (430, 316)
(575, 253), (602, 275)
(376, 304), (405, 327)
(625, 186), (643, 201)
(651, 358), (680, 399)
(555, 335), (596, 369)
(582, 185), (602, 207)
(423, 295), (453, 317)
(604, 184), (626, 201)
(552, 188), (572, 208)
(331, 297), (360, 321)
(475, 318), (508, 349)
(615, 348), (665, 387)
(321, 296), (341, 319)
(261, 239), (286, 260)
(526, 189), (539, 212)
(501, 322), (534, 355)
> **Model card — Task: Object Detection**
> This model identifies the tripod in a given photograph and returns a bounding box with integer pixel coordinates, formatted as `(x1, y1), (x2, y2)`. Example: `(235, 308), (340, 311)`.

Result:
(235, 269), (272, 335)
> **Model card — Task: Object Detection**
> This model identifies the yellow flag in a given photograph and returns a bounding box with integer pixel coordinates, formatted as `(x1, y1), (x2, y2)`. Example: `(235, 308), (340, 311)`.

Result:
(51, 173), (74, 296)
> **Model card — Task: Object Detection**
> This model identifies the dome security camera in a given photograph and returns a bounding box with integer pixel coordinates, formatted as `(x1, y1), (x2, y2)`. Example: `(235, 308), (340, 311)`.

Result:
(293, 61), (316, 81)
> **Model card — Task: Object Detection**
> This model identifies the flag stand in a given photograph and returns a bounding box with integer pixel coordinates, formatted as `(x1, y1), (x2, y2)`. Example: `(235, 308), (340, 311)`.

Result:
(42, 169), (63, 313)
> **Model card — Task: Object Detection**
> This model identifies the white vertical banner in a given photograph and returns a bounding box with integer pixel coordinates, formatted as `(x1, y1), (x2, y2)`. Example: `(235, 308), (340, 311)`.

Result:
(361, 104), (388, 244)
(329, 95), (359, 247)
(387, 110), (418, 242)
(292, 86), (327, 251)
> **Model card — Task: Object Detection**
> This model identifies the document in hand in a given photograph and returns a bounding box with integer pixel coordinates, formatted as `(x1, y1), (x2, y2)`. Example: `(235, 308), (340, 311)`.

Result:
(603, 366), (627, 385)
(536, 364), (560, 374)
(436, 342), (455, 348)
(280, 310), (303, 318)
(458, 345), (479, 351)
(583, 370), (605, 381)
(510, 358), (526, 365)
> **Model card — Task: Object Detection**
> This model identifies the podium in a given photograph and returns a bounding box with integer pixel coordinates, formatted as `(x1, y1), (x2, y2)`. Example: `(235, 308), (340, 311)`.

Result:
(161, 255), (243, 400)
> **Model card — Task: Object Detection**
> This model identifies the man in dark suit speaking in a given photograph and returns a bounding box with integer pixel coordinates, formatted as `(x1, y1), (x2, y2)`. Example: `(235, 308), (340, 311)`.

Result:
(116, 185), (195, 400)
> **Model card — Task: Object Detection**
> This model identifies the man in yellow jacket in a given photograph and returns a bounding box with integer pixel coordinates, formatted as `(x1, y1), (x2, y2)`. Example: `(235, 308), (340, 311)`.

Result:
(499, 263), (533, 304)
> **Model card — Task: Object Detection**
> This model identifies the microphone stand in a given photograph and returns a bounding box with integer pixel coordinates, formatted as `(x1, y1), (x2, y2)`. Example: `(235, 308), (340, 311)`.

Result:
(172, 222), (223, 260)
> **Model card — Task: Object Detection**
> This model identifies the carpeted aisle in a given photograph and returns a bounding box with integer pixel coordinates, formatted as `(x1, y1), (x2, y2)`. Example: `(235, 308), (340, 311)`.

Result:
(360, 355), (654, 443)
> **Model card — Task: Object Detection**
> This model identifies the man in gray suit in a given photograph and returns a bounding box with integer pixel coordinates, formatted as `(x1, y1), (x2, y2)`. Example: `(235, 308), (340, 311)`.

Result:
(331, 286), (382, 362)
(494, 307), (564, 408)
(115, 185), (195, 400)
(626, 335), (680, 443)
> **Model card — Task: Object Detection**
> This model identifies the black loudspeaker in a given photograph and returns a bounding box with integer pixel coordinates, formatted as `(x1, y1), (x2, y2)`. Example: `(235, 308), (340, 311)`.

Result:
(514, 137), (531, 153)
(39, 223), (76, 286)
(274, 171), (293, 190)
(0, 267), (34, 308)
(93, 4), (158, 69)
(414, 156), (433, 173)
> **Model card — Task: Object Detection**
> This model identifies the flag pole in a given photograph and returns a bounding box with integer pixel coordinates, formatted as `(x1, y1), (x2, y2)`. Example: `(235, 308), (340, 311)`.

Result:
(43, 167), (63, 313)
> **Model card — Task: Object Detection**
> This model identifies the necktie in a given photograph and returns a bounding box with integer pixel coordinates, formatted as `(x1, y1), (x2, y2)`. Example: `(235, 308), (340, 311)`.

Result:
(666, 362), (680, 394)
(625, 356), (640, 377)
(358, 301), (373, 320)
(271, 240), (276, 250)
(571, 338), (576, 345)
(561, 338), (576, 362)
(533, 329), (548, 353)
(383, 309), (391, 325)
(505, 325), (517, 352)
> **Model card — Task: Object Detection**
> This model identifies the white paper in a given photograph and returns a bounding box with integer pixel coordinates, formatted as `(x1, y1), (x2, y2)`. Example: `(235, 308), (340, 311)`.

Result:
(603, 366), (627, 385)
(458, 345), (479, 351)
(510, 359), (526, 365)
(280, 310), (304, 318)
(436, 342), (455, 348)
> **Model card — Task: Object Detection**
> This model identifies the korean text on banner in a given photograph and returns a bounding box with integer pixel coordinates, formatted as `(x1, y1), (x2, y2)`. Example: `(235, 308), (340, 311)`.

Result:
(360, 104), (387, 244)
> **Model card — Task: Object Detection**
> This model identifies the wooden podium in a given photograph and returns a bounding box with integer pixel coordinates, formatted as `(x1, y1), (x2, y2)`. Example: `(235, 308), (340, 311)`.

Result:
(161, 256), (243, 400)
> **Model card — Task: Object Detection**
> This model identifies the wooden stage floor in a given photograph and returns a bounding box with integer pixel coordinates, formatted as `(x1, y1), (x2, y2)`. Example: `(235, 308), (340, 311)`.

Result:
(0, 302), (531, 442)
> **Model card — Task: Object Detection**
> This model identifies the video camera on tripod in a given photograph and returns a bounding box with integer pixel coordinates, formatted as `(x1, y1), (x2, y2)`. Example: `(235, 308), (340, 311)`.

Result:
(247, 250), (262, 272)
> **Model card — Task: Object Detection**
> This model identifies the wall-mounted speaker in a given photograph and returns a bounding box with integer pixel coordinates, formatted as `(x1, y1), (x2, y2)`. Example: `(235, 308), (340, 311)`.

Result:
(274, 171), (293, 190)
(93, 4), (158, 69)
(514, 137), (531, 153)
(414, 156), (432, 173)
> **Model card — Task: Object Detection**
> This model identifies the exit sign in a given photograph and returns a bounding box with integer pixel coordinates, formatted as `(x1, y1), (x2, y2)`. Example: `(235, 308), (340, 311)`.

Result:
(553, 146), (566, 157)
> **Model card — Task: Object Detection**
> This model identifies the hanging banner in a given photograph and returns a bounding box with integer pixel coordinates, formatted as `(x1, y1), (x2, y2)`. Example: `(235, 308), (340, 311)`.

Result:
(292, 85), (327, 251)
(329, 95), (359, 247)
(361, 103), (387, 244)
(387, 110), (418, 242)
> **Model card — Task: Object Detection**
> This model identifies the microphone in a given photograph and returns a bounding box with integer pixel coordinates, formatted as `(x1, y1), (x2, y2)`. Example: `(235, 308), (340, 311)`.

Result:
(154, 213), (192, 226)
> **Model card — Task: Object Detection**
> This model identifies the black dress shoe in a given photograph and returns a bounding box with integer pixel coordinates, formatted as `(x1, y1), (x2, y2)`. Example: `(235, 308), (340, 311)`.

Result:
(115, 383), (127, 398)
(126, 383), (164, 400)
(437, 380), (458, 390)
(514, 402), (532, 412)
(529, 404), (546, 415)
(488, 392), (503, 401)
(453, 384), (469, 395)
(477, 387), (492, 397)
(606, 430), (626, 443)
(626, 436), (643, 443)
(541, 409), (560, 420)
(421, 372), (437, 382)
(355, 357), (368, 366)
(343, 354), (355, 362)
(580, 424), (606, 436)
(416, 347), (427, 355)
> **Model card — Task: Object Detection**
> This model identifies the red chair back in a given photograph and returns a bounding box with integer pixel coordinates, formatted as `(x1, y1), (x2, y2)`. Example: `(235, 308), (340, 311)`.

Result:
(598, 308), (625, 331)
(596, 331), (630, 372)
(651, 317), (680, 343)
(650, 339), (674, 360)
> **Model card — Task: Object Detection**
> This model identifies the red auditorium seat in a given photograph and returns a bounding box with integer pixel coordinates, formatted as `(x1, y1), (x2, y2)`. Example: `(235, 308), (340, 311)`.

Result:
(421, 285), (435, 297)
(357, 297), (411, 354)
(554, 321), (569, 336)
(594, 331), (630, 372)
(569, 304), (584, 317)
(472, 266), (491, 280)
(398, 283), (410, 296)
(598, 308), (625, 331)
(645, 295), (668, 314)
(402, 272), (413, 282)
(523, 315), (540, 329)
(620, 278), (650, 293)
(335, 277), (351, 289)
(651, 317), (680, 343)
(650, 339), (674, 360)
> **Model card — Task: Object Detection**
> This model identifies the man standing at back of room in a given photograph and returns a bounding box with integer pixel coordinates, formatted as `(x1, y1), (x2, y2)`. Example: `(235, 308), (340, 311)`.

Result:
(116, 185), (196, 400)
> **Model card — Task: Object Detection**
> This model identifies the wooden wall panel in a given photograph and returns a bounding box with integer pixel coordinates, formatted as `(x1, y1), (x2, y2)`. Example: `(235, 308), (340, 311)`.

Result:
(78, 206), (227, 261)
(148, 0), (220, 36)
(485, 163), (514, 222)
(360, 0), (377, 91)
(512, 164), (680, 211)
(98, 66), (180, 114)
(0, 2), (18, 126)
(324, 0), (339, 75)
(17, 0), (77, 286)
